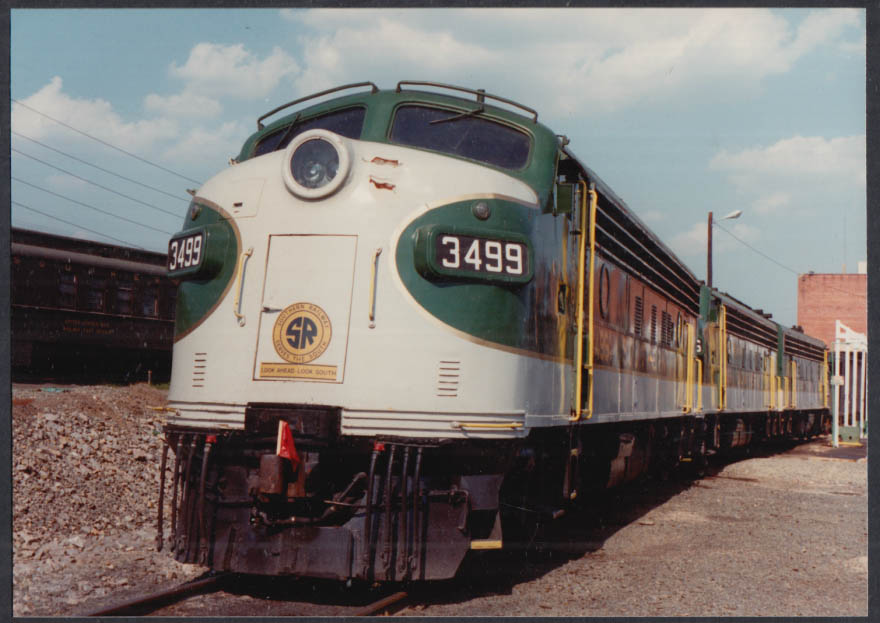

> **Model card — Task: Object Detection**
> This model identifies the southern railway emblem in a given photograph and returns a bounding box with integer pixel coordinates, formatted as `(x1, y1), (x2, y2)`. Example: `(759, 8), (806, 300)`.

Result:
(272, 302), (332, 364)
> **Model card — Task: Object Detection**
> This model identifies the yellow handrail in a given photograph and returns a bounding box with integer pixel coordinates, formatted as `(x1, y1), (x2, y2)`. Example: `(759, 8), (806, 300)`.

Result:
(451, 421), (524, 430)
(585, 184), (597, 420)
(695, 357), (703, 411)
(791, 360), (798, 408)
(368, 247), (382, 328)
(572, 182), (597, 421)
(232, 247), (253, 326)
(683, 322), (694, 413)
(770, 354), (777, 409)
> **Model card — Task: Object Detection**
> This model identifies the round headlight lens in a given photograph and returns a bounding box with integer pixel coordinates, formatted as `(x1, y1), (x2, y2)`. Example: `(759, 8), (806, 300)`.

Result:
(291, 138), (339, 189)
(281, 129), (351, 200)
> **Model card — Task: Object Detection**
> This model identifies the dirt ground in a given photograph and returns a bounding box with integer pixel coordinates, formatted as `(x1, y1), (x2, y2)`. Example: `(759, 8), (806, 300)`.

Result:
(11, 383), (869, 617)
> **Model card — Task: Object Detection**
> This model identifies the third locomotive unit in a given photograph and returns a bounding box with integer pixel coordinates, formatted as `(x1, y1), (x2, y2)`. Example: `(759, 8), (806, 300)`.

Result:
(157, 82), (830, 582)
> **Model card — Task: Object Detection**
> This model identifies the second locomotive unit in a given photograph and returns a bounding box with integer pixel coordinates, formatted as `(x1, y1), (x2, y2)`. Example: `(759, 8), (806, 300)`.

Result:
(158, 82), (829, 581)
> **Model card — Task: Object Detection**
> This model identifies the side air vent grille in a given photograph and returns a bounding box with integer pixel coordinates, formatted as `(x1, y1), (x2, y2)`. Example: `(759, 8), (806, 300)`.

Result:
(192, 352), (207, 388)
(437, 360), (460, 398)
(650, 305), (658, 344)
(634, 296), (643, 337)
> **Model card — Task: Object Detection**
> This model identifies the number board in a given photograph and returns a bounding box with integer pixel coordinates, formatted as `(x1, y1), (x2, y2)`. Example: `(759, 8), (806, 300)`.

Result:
(415, 226), (533, 285)
(167, 230), (205, 276)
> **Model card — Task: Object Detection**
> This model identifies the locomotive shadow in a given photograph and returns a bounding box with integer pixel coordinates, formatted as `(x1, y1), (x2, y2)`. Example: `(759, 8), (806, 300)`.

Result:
(414, 440), (815, 605)
(215, 574), (403, 614)
(197, 440), (822, 612)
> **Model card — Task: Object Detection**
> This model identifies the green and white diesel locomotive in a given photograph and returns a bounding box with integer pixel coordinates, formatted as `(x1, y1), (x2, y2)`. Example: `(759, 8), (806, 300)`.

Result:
(159, 81), (830, 581)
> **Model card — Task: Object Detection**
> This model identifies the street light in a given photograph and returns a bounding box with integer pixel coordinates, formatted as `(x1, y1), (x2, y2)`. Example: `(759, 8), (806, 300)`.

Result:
(707, 209), (742, 288)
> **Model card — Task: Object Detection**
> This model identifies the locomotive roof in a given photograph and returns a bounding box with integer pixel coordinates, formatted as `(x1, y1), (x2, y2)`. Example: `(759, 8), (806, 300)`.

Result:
(563, 147), (701, 286)
(235, 83), (561, 205)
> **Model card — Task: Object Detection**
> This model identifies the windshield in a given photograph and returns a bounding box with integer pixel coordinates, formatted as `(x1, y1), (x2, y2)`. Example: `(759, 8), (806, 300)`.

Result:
(253, 107), (366, 157)
(389, 105), (531, 170)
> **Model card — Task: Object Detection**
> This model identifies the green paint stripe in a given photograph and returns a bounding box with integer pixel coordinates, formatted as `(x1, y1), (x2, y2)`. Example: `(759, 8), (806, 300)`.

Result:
(172, 199), (241, 341)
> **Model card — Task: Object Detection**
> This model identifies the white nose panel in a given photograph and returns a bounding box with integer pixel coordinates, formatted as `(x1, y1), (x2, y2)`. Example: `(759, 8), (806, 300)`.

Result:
(253, 234), (357, 383)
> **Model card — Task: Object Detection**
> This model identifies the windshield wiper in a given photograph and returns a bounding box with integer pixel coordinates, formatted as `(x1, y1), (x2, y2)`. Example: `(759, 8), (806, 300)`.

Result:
(428, 106), (485, 125)
(274, 113), (302, 151)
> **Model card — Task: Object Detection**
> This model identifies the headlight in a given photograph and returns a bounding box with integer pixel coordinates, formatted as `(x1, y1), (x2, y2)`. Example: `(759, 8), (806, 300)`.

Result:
(281, 129), (351, 199)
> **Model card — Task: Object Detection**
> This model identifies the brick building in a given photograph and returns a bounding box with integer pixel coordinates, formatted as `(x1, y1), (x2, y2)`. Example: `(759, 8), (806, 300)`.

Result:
(797, 268), (868, 348)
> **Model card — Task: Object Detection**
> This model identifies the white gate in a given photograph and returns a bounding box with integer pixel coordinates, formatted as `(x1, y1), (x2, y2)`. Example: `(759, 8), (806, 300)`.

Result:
(831, 320), (867, 447)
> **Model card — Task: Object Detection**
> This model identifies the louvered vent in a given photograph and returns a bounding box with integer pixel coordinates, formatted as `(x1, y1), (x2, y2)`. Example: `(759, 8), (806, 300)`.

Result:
(192, 352), (207, 388)
(661, 311), (672, 346)
(437, 360), (460, 398)
(650, 305), (658, 343)
(634, 296), (643, 337)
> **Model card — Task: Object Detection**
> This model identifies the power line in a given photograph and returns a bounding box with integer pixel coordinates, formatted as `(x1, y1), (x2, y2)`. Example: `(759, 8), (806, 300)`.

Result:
(715, 223), (867, 299)
(12, 98), (203, 185)
(12, 131), (191, 204)
(12, 200), (147, 250)
(715, 223), (800, 275)
(13, 177), (175, 237)
(12, 148), (183, 219)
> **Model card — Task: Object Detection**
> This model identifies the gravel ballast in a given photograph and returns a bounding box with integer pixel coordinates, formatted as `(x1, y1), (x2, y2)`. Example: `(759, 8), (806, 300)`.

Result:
(12, 383), (868, 617)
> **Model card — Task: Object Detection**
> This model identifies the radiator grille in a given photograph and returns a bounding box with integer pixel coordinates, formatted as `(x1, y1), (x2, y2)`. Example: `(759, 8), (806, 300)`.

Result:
(650, 305), (658, 343)
(192, 352), (207, 388)
(437, 360), (460, 398)
(634, 296), (643, 337)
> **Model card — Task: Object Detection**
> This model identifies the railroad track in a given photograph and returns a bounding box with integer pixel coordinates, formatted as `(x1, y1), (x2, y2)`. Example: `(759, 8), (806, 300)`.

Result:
(85, 573), (410, 617)
(84, 572), (232, 616)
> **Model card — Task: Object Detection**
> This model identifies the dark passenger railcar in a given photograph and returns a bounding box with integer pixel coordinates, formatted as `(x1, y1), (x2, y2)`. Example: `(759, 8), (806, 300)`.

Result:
(11, 228), (177, 382)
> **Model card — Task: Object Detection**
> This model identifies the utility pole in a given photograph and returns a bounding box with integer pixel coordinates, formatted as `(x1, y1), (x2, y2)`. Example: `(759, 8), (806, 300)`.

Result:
(707, 210), (742, 289)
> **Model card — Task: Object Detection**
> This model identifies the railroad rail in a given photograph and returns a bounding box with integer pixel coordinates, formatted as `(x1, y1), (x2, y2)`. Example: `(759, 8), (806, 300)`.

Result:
(352, 590), (410, 616)
(85, 573), (409, 617)
(84, 573), (231, 616)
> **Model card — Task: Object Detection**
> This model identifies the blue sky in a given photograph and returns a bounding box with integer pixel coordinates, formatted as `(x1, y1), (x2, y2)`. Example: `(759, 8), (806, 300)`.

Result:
(10, 8), (866, 327)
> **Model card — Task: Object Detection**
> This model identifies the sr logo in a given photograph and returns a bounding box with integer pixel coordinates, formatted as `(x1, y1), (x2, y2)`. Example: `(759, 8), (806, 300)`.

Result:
(286, 316), (318, 350)
(272, 302), (332, 364)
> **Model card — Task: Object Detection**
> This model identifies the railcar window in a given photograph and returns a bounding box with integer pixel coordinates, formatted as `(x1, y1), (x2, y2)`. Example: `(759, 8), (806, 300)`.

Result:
(254, 107), (366, 157)
(141, 285), (159, 317)
(390, 105), (531, 170)
(163, 289), (177, 319)
(85, 279), (106, 312)
(58, 271), (77, 309)
(116, 278), (133, 315)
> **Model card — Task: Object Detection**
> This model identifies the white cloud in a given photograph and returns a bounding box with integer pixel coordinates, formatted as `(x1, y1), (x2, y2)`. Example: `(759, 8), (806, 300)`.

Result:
(668, 219), (759, 259)
(669, 220), (708, 254)
(706, 133), (865, 267)
(12, 76), (178, 151)
(710, 134), (866, 189)
(283, 8), (862, 116)
(144, 91), (222, 118)
(292, 17), (497, 95)
(169, 43), (300, 99)
(787, 9), (863, 60)
(752, 191), (792, 215)
(162, 121), (248, 164)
